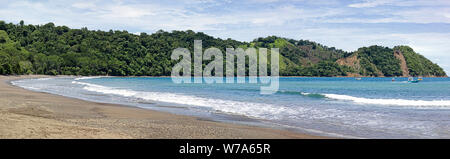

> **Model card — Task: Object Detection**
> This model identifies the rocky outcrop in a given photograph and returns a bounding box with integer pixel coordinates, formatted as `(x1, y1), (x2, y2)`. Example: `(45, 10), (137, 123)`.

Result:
(336, 54), (360, 70)
(337, 53), (384, 77)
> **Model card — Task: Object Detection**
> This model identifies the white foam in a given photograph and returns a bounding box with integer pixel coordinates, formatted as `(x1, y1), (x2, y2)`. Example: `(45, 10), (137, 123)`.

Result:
(300, 92), (310, 95)
(72, 81), (299, 120)
(35, 78), (53, 81)
(10, 81), (18, 86)
(323, 93), (450, 107)
(74, 76), (105, 81)
(73, 80), (389, 138)
(11, 80), (41, 90)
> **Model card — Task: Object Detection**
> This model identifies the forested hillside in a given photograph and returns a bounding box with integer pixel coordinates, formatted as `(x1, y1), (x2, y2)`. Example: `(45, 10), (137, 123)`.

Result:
(394, 46), (446, 77)
(0, 21), (245, 76)
(337, 45), (446, 77)
(0, 20), (446, 77)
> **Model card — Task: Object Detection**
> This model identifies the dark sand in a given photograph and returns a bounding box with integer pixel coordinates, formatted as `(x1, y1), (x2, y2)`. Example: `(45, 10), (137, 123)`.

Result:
(0, 75), (325, 139)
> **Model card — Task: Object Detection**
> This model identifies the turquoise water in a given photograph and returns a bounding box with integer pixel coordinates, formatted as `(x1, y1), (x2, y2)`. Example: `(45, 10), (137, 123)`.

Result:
(12, 77), (450, 138)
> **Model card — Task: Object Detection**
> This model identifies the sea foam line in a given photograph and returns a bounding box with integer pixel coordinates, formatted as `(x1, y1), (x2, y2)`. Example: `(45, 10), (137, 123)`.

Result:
(71, 81), (299, 120)
(322, 93), (450, 107)
(72, 81), (377, 125)
(71, 80), (371, 138)
(74, 76), (106, 81)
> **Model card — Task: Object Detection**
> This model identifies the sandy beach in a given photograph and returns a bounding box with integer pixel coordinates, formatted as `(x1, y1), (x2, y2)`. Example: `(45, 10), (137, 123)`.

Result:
(0, 75), (323, 139)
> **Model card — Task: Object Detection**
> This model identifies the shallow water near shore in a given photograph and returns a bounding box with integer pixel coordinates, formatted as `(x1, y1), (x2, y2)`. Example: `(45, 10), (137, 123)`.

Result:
(12, 77), (450, 138)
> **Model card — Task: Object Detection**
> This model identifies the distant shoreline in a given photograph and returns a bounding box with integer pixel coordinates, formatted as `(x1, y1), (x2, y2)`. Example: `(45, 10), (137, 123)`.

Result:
(8, 75), (448, 78)
(0, 75), (325, 139)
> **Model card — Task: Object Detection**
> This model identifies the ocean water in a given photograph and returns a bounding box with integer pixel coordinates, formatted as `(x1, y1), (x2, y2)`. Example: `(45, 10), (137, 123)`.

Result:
(12, 77), (450, 138)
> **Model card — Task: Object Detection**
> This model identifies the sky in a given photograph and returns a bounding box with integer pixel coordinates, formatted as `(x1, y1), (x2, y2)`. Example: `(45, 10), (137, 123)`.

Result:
(0, 0), (449, 74)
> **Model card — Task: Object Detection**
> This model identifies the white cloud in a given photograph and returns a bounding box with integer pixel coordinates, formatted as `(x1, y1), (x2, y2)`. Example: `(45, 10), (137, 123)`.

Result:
(247, 0), (280, 3)
(391, 8), (450, 23)
(0, 0), (448, 73)
(348, 0), (450, 8)
(98, 5), (154, 18)
(325, 7), (450, 24)
(72, 2), (96, 9)
(348, 0), (393, 8)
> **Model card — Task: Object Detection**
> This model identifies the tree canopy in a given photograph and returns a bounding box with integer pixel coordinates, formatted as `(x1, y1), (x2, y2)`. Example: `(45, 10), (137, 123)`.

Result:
(0, 20), (446, 77)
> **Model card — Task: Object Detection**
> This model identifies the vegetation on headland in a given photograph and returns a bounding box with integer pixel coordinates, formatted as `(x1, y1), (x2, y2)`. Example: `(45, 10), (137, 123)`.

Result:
(394, 46), (446, 77)
(357, 46), (403, 77)
(0, 20), (446, 77)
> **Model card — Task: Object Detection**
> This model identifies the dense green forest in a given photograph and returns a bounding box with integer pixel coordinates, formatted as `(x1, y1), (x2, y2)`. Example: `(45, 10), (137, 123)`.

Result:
(0, 20), (446, 77)
(338, 45), (446, 77)
(357, 46), (403, 77)
(394, 46), (446, 77)
(251, 36), (354, 76)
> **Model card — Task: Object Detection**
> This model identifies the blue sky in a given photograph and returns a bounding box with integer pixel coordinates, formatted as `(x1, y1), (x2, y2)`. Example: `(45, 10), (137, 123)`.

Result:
(0, 0), (449, 73)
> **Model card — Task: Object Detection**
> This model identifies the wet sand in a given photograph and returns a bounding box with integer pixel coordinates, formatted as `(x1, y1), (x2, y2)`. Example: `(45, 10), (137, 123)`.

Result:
(0, 75), (325, 139)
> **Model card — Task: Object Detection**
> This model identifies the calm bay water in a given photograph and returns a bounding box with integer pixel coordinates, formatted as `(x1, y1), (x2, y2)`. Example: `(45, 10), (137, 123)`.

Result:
(12, 77), (450, 138)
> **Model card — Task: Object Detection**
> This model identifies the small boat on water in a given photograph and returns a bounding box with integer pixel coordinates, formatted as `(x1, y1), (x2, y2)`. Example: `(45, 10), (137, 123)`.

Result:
(355, 77), (362, 80)
(408, 77), (420, 83)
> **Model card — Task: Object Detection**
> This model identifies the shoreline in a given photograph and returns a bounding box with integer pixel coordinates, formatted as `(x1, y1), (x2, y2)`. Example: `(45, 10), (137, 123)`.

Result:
(0, 75), (325, 139)
(28, 75), (449, 78)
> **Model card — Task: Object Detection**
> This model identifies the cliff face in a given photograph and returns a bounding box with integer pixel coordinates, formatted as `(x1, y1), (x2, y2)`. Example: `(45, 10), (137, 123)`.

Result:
(393, 50), (410, 77)
(336, 54), (361, 77)
(337, 45), (447, 77)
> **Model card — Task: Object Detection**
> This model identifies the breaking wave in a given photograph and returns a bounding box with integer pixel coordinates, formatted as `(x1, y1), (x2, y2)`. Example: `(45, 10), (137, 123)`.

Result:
(322, 93), (450, 107)
(281, 90), (449, 107)
(71, 81), (298, 120)
(74, 76), (106, 81)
